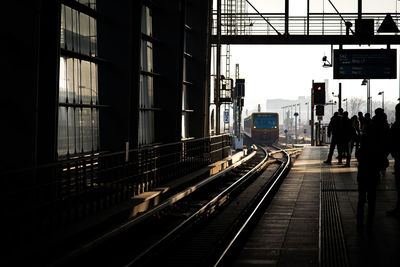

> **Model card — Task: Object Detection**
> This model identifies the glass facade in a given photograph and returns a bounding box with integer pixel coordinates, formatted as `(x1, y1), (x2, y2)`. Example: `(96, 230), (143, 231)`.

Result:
(138, 6), (155, 145)
(58, 1), (99, 157)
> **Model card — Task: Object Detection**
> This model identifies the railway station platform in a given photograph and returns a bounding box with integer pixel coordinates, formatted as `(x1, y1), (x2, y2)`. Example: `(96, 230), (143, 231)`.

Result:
(234, 145), (400, 267)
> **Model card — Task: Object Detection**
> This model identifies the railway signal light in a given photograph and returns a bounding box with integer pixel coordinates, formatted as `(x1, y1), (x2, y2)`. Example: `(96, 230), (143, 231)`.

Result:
(316, 105), (324, 116)
(313, 82), (326, 105)
(235, 79), (245, 98)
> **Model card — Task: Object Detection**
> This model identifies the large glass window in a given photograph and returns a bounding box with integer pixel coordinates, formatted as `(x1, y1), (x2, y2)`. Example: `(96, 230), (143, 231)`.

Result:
(58, 1), (99, 157)
(138, 6), (155, 145)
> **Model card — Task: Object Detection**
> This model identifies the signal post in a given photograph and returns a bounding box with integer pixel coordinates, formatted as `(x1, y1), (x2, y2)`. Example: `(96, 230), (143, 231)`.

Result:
(311, 81), (326, 146)
(311, 81), (314, 146)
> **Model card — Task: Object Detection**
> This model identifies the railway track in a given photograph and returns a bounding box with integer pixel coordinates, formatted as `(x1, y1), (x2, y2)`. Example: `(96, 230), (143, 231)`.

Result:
(51, 144), (302, 267)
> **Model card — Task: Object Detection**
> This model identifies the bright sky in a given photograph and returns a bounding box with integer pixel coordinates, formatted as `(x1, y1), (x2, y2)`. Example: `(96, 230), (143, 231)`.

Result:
(223, 0), (400, 113)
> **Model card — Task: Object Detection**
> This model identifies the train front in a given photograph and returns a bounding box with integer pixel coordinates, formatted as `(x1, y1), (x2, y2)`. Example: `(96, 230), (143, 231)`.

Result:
(251, 113), (279, 144)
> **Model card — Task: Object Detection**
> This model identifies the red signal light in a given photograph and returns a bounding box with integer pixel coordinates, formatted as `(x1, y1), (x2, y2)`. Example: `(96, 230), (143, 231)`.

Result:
(317, 86), (322, 91)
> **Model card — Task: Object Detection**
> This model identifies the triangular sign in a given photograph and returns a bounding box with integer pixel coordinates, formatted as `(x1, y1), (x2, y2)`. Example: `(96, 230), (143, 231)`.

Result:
(377, 14), (400, 33)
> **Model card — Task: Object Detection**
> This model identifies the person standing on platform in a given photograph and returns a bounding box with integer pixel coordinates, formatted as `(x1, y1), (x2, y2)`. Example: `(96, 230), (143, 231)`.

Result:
(358, 111), (365, 131)
(324, 112), (340, 164)
(356, 108), (390, 231)
(387, 103), (400, 216)
(362, 112), (372, 135)
(340, 111), (354, 167)
(336, 108), (345, 163)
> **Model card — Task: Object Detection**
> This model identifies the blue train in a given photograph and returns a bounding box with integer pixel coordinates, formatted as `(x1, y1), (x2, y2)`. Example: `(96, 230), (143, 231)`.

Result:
(244, 112), (279, 144)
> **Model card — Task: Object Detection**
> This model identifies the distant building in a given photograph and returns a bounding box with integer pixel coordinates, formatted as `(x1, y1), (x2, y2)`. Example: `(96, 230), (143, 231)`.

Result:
(266, 96), (310, 125)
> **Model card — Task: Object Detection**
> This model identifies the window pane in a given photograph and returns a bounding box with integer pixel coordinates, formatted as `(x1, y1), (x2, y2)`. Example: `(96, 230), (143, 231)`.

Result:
(68, 107), (75, 154)
(90, 16), (97, 57)
(148, 76), (153, 107)
(93, 109), (99, 151)
(146, 41), (153, 72)
(91, 62), (98, 104)
(139, 75), (154, 108)
(138, 111), (143, 144)
(183, 58), (187, 82)
(141, 6), (146, 34)
(66, 57), (74, 103)
(72, 9), (79, 51)
(82, 108), (92, 152)
(182, 114), (186, 138)
(65, 6), (73, 50)
(146, 7), (152, 36)
(59, 57), (67, 103)
(74, 59), (80, 103)
(75, 108), (82, 153)
(182, 84), (187, 109)
(58, 106), (68, 156)
(80, 60), (91, 104)
(89, 0), (97, 10)
(60, 5), (65, 49)
(141, 6), (152, 36)
(79, 13), (90, 55)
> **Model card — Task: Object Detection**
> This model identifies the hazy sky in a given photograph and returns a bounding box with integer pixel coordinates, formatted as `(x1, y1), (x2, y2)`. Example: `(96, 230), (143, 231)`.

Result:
(221, 0), (400, 113)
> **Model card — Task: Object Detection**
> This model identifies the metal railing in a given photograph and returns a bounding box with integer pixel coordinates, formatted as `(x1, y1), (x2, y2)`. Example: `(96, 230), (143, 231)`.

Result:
(1, 134), (231, 259)
(213, 12), (400, 36)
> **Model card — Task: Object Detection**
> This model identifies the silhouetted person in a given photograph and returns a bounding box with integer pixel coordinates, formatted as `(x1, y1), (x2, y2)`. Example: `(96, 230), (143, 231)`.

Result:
(351, 115), (361, 155)
(358, 111), (365, 130)
(356, 108), (390, 232)
(324, 112), (341, 164)
(340, 111), (354, 167)
(362, 112), (372, 135)
(335, 108), (345, 163)
(387, 103), (400, 216)
(357, 112), (364, 153)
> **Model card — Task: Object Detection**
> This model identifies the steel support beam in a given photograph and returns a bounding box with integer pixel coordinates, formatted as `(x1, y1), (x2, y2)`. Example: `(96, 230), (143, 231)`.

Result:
(211, 35), (400, 45)
(216, 0), (221, 134)
(285, 0), (289, 35)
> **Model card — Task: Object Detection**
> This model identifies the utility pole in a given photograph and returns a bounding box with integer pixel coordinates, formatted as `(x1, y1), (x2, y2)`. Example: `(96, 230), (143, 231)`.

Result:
(285, 0), (289, 35)
(338, 83), (342, 110)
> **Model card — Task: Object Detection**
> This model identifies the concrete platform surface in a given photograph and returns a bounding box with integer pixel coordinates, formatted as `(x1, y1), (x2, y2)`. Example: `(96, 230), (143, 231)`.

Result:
(233, 145), (400, 267)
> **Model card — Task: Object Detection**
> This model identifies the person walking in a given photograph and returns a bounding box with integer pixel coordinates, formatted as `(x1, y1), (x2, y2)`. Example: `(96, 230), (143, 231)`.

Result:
(324, 112), (341, 164)
(356, 108), (390, 232)
(387, 103), (400, 216)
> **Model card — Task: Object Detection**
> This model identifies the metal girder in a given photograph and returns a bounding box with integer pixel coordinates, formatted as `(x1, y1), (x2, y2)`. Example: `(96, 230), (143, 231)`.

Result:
(211, 34), (400, 45)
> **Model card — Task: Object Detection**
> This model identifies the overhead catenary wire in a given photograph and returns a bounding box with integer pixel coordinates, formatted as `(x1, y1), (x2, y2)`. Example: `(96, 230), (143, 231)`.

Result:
(244, 0), (281, 35)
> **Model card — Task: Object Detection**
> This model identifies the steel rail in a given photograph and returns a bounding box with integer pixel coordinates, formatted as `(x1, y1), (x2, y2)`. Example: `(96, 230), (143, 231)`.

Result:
(126, 146), (269, 267)
(214, 146), (291, 266)
(50, 147), (260, 266)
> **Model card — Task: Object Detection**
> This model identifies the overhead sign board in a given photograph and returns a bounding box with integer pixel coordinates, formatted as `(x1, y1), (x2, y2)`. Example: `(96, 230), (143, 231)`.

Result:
(333, 49), (397, 79)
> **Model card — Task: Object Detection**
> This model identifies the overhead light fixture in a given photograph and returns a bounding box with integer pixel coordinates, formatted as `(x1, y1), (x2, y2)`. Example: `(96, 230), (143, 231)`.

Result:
(322, 55), (332, 68)
(361, 79), (368, 85)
